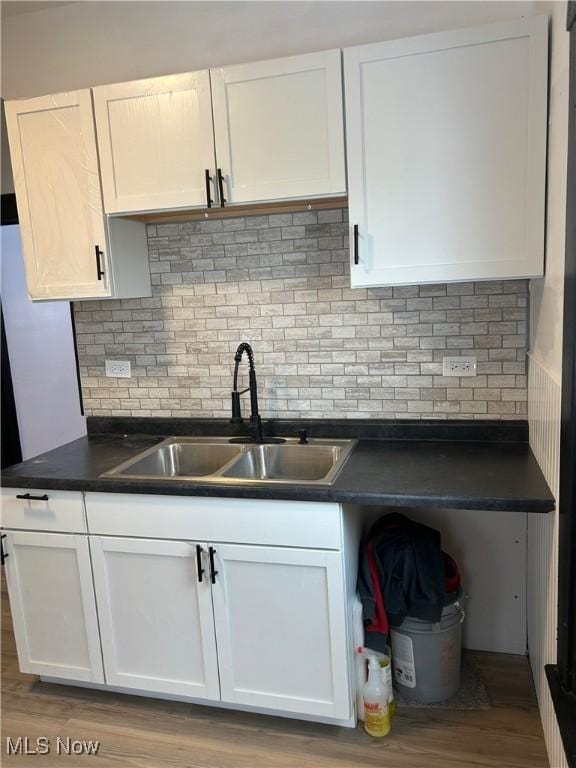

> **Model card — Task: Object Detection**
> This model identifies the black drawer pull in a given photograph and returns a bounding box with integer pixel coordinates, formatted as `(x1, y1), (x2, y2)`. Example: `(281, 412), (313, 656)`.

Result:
(16, 493), (49, 501)
(217, 169), (226, 207)
(1, 535), (7, 566)
(353, 225), (359, 265)
(205, 169), (213, 209)
(196, 544), (205, 583)
(95, 245), (105, 280)
(208, 546), (218, 584)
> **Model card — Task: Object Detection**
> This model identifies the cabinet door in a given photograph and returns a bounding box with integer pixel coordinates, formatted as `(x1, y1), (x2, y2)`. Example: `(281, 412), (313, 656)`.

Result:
(344, 17), (548, 287)
(90, 536), (219, 699)
(4, 91), (110, 300)
(211, 51), (346, 204)
(93, 72), (215, 213)
(3, 531), (104, 683)
(211, 544), (350, 719)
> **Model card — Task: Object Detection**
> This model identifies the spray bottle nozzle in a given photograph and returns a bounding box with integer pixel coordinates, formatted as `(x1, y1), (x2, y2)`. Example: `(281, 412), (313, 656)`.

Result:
(357, 646), (387, 665)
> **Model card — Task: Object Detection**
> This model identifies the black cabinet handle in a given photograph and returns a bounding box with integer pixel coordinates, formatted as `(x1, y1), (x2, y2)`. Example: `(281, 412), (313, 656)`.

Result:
(217, 169), (226, 208)
(95, 245), (105, 280)
(196, 544), (205, 583)
(353, 225), (359, 265)
(1, 535), (7, 566)
(208, 546), (218, 584)
(205, 169), (213, 209)
(16, 493), (49, 501)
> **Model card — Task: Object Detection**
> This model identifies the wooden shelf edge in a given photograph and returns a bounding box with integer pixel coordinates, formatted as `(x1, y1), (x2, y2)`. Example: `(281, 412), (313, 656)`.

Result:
(122, 196), (348, 224)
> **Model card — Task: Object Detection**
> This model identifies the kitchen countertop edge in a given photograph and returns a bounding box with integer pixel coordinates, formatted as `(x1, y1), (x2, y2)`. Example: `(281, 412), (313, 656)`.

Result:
(0, 473), (554, 513)
(0, 431), (556, 514)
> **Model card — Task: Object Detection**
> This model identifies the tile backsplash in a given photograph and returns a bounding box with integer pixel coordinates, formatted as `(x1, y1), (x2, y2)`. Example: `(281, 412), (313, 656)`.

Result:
(75, 208), (528, 420)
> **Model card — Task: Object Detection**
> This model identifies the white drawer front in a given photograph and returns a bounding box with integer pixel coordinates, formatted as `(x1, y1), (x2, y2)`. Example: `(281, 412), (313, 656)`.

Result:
(0, 489), (86, 533)
(85, 493), (342, 550)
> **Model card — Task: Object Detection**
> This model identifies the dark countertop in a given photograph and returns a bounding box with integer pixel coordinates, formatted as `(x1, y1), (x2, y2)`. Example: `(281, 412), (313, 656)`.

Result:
(1, 426), (555, 513)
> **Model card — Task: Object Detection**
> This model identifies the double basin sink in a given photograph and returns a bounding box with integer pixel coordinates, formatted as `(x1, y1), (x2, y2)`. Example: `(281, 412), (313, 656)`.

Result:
(101, 436), (356, 486)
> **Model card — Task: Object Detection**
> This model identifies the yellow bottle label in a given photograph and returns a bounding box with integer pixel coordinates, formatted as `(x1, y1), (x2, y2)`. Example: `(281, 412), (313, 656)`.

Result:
(364, 702), (391, 737)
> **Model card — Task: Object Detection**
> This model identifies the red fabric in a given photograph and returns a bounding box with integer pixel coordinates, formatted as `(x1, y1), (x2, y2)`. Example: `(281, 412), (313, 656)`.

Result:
(364, 540), (460, 642)
(365, 547), (460, 640)
(365, 540), (389, 638)
(443, 552), (461, 594)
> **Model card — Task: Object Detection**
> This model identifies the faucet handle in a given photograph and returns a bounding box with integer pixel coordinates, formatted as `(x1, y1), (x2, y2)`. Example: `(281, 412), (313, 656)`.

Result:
(230, 392), (243, 424)
(298, 429), (309, 445)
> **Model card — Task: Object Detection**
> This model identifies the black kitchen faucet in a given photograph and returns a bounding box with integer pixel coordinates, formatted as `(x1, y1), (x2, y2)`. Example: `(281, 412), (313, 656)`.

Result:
(229, 342), (284, 444)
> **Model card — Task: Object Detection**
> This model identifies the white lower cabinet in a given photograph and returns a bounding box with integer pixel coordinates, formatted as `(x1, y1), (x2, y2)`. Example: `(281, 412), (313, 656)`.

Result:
(3, 492), (353, 725)
(89, 536), (220, 699)
(89, 537), (351, 720)
(3, 530), (104, 683)
(211, 544), (350, 719)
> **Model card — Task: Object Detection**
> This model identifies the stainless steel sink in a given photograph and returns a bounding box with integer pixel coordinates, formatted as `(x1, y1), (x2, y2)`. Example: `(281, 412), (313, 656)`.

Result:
(101, 438), (243, 479)
(101, 436), (355, 486)
(107, 438), (244, 478)
(221, 443), (348, 483)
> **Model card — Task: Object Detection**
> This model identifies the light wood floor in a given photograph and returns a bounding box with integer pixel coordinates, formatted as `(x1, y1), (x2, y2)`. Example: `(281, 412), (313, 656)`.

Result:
(1, 578), (549, 768)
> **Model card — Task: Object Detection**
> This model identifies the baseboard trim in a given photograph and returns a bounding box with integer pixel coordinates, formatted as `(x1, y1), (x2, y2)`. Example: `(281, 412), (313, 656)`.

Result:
(38, 676), (357, 729)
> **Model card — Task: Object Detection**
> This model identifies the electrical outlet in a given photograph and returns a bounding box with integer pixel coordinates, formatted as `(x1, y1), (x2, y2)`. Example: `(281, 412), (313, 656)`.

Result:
(105, 360), (131, 378)
(442, 356), (477, 377)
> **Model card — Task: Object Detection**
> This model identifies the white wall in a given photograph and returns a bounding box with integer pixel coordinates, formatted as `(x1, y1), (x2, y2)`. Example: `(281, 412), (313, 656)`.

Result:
(362, 506), (528, 655)
(527, 3), (570, 768)
(528, 357), (565, 768)
(0, 226), (86, 460)
(1, 1), (538, 99)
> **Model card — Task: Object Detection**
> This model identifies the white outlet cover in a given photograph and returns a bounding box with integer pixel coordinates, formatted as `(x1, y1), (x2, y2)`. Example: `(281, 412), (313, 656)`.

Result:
(442, 356), (477, 377)
(105, 360), (131, 378)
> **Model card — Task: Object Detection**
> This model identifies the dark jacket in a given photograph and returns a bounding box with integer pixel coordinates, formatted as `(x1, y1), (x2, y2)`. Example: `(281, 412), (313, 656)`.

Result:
(358, 513), (450, 653)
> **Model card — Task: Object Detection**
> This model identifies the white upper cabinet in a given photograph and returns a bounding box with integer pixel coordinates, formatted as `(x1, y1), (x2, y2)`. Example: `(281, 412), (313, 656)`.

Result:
(93, 53), (346, 213)
(93, 72), (216, 213)
(5, 90), (150, 301)
(5, 91), (111, 300)
(344, 17), (548, 288)
(210, 50), (346, 204)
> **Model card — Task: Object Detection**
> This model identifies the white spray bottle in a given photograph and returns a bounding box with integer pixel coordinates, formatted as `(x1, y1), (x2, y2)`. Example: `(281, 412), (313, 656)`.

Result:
(357, 645), (395, 718)
(362, 653), (391, 737)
